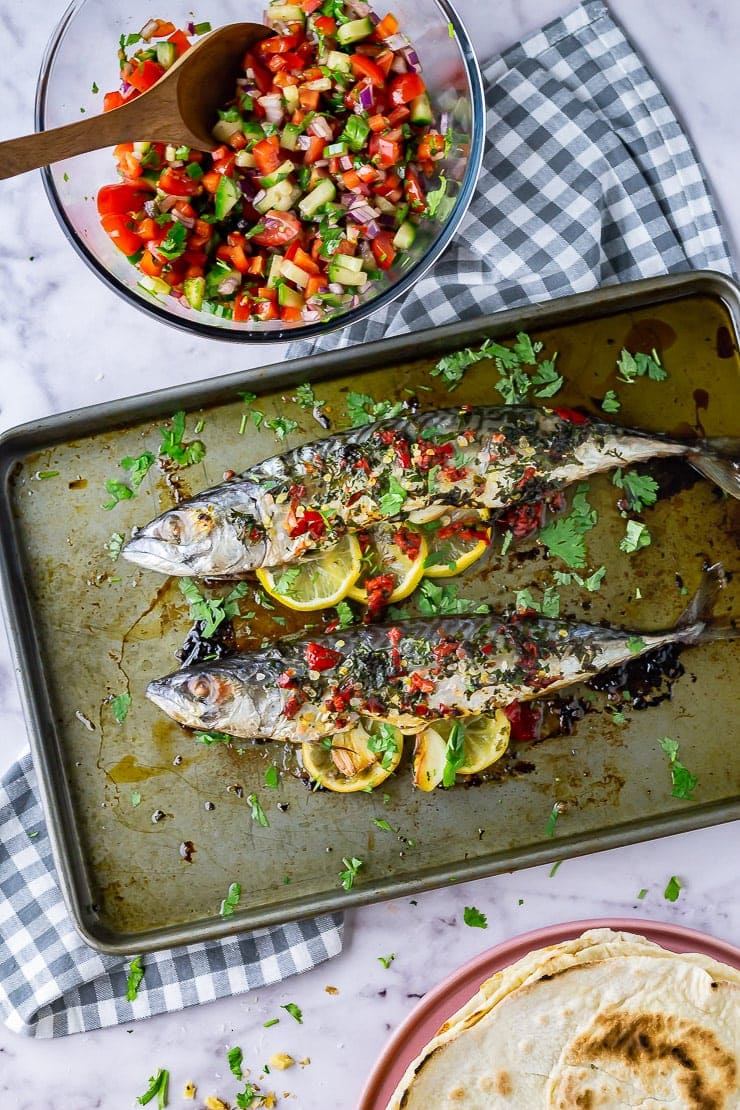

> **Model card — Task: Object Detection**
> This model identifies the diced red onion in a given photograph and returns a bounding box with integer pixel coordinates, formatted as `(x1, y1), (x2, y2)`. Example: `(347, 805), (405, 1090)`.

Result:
(238, 173), (260, 200)
(218, 275), (241, 295)
(121, 80), (132, 94)
(258, 94), (284, 124)
(187, 20), (195, 34)
(301, 305), (322, 322)
(171, 210), (196, 229)
(358, 83), (375, 111)
(364, 219), (380, 239)
(313, 158), (329, 168)
(350, 294), (361, 307)
(384, 33), (408, 51)
(253, 188), (267, 207)
(347, 203), (379, 223)
(403, 47), (422, 73)
(368, 10), (380, 23)
(328, 282), (344, 294)
(308, 115), (333, 140)
(158, 194), (178, 212)
(390, 53), (408, 74)
(139, 18), (160, 41)
(297, 135), (312, 150)
(345, 0), (371, 15)
(439, 112), (449, 135)
(378, 212), (397, 230)
(143, 199), (159, 218)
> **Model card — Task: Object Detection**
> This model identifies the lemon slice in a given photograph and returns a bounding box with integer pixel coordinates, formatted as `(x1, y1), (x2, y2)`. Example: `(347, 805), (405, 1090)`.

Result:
(256, 534), (362, 611)
(301, 718), (404, 793)
(348, 523), (428, 605)
(423, 509), (492, 579)
(412, 711), (511, 790)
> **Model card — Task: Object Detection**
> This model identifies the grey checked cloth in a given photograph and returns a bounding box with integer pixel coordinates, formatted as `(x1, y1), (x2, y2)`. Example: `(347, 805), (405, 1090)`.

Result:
(0, 0), (733, 1039)
(289, 0), (732, 359)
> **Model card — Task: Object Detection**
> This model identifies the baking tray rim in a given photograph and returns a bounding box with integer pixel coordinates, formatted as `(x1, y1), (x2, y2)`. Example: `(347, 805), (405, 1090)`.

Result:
(1, 267), (739, 956)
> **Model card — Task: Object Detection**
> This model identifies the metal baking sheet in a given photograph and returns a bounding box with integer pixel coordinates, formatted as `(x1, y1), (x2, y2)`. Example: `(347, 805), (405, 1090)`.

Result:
(1, 270), (738, 955)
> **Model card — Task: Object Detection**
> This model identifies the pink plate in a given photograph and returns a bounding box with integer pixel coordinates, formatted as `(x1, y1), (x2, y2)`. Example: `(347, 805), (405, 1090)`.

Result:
(357, 917), (740, 1110)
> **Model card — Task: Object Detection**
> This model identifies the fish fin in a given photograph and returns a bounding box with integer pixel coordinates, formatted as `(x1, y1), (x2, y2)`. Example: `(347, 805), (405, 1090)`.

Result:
(674, 562), (726, 631)
(688, 449), (740, 499)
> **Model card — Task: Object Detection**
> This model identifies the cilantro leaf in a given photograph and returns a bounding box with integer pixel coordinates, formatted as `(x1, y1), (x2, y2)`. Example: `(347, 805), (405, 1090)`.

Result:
(379, 475), (408, 516)
(105, 532), (125, 560)
(664, 875), (682, 902)
(111, 692), (131, 724)
(539, 516), (587, 569)
(126, 955), (145, 1002)
(619, 519), (652, 554)
(157, 221), (187, 260)
(158, 411), (206, 467)
(345, 391), (404, 427)
(442, 720), (466, 788)
(531, 357), (563, 398)
(264, 766), (280, 789)
(659, 736), (698, 800)
(334, 600), (356, 629)
(418, 580), (488, 617)
(616, 347), (667, 384)
(228, 1046), (244, 1079)
(463, 905), (488, 929)
(367, 723), (400, 771)
(220, 881), (242, 917)
(121, 451), (156, 490)
(179, 578), (235, 638)
(339, 856), (364, 890)
(194, 730), (232, 746)
(613, 468), (659, 512)
(627, 636), (646, 655)
(282, 1002), (303, 1023)
(265, 416), (298, 441)
(601, 389), (621, 413)
(430, 339), (493, 391)
(247, 793), (269, 827)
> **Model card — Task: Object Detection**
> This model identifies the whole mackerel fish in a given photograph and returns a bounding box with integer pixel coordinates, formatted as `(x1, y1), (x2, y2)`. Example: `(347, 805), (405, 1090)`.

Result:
(146, 564), (731, 743)
(123, 405), (740, 578)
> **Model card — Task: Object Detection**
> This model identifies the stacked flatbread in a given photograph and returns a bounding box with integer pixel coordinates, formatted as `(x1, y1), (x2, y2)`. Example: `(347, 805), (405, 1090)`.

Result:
(385, 928), (740, 1109)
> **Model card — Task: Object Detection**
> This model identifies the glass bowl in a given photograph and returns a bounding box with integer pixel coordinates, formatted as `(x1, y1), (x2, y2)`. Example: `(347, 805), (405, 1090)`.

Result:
(35, 0), (484, 343)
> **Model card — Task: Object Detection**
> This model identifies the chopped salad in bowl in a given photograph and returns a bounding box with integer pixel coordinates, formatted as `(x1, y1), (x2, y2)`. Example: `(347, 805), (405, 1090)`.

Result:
(38, 0), (484, 340)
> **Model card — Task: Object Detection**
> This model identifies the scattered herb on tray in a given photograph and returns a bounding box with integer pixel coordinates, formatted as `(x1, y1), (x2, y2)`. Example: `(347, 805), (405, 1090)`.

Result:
(220, 882), (242, 917)
(378, 953), (396, 969)
(228, 1046), (244, 1079)
(659, 737), (698, 800)
(616, 347), (667, 384)
(158, 410), (205, 467)
(339, 856), (364, 890)
(664, 875), (682, 902)
(282, 1002), (303, 1024)
(463, 906), (488, 929)
(126, 955), (145, 1001)
(137, 1068), (169, 1108)
(247, 793), (269, 827)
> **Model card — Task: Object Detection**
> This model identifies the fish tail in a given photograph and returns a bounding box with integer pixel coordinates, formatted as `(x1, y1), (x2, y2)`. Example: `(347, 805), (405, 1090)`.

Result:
(688, 444), (740, 499)
(674, 562), (726, 638)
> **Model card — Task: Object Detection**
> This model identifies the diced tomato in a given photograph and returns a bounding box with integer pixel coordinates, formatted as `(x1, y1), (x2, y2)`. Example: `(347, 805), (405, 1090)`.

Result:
(249, 211), (302, 248)
(404, 167), (426, 212)
(374, 134), (403, 167)
(305, 273), (328, 298)
(100, 213), (142, 256)
(103, 91), (126, 112)
(252, 135), (281, 176)
(388, 71), (426, 106)
(298, 86), (321, 111)
(371, 230), (396, 271)
(158, 167), (202, 196)
(150, 19), (176, 36)
(314, 15), (336, 35)
(126, 58), (165, 93)
(303, 135), (326, 164)
(97, 183), (153, 216)
(374, 12), (399, 39)
(257, 32), (301, 56)
(242, 51), (273, 94)
(293, 246), (320, 274)
(304, 642), (343, 672)
(301, 0), (323, 11)
(167, 28), (191, 56)
(139, 249), (164, 277)
(349, 53), (386, 87)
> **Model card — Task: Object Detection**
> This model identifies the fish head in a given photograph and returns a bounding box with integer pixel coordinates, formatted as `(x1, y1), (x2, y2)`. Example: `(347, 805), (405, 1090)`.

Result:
(122, 488), (267, 577)
(146, 660), (276, 737)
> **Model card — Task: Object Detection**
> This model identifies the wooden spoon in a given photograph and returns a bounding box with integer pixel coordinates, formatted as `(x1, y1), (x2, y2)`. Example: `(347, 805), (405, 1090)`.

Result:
(0, 22), (273, 181)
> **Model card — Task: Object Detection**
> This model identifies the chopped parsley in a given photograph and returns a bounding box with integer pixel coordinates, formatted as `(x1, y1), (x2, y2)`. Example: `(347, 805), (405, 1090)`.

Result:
(514, 586), (560, 618)
(612, 469), (659, 512)
(265, 416), (298, 441)
(126, 955), (145, 1001)
(282, 1002), (303, 1023)
(463, 905), (488, 929)
(664, 875), (682, 902)
(546, 803), (560, 837)
(334, 600), (356, 629)
(137, 1068), (169, 1108)
(178, 578), (246, 637)
(105, 532), (125, 560)
(220, 881), (242, 917)
(620, 519), (652, 554)
(367, 723), (400, 771)
(247, 793), (269, 827)
(430, 339), (494, 391)
(378, 953), (396, 969)
(372, 818), (394, 833)
(293, 382), (326, 410)
(103, 451), (155, 508)
(659, 737), (698, 800)
(616, 347), (667, 384)
(539, 482), (596, 569)
(157, 221), (187, 260)
(379, 475), (408, 516)
(601, 389), (621, 413)
(228, 1046), (244, 1079)
(158, 410), (205, 466)
(274, 567), (301, 598)
(110, 692), (131, 723)
(553, 565), (606, 592)
(418, 580), (488, 617)
(627, 636), (646, 655)
(339, 856), (364, 890)
(442, 720), (466, 787)
(345, 391), (404, 427)
(264, 766), (280, 789)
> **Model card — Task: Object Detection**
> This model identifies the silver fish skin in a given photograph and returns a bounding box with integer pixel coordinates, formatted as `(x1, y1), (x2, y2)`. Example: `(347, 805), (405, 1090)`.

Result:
(146, 565), (730, 743)
(123, 405), (740, 578)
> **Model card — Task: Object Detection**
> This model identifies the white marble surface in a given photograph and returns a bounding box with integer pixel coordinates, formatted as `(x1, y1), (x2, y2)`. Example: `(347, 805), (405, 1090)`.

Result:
(0, 1), (738, 1107)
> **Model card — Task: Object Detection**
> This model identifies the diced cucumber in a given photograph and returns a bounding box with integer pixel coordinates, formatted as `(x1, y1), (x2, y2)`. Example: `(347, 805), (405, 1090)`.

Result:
(328, 259), (368, 286)
(409, 93), (433, 126)
(235, 149), (257, 168)
(259, 159), (296, 188)
(325, 141), (348, 157)
(277, 283), (304, 307)
(183, 275), (205, 311)
(133, 141), (152, 155)
(205, 266), (241, 298)
(325, 50), (352, 73)
(280, 125), (300, 152)
(138, 274), (171, 297)
(336, 17), (374, 45)
(156, 41), (177, 69)
(212, 118), (242, 145)
(318, 292), (349, 307)
(282, 84), (299, 110)
(255, 180), (301, 214)
(298, 177), (337, 217)
(266, 253), (284, 288)
(280, 258), (310, 288)
(268, 3), (305, 21)
(393, 220), (417, 250)
(332, 252), (363, 273)
(214, 175), (241, 220)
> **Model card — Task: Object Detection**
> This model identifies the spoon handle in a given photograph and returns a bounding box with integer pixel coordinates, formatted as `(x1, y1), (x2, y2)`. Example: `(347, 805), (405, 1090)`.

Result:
(0, 92), (192, 181)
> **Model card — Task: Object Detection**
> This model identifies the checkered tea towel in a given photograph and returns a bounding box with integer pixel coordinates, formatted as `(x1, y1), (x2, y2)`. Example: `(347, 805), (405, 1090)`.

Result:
(289, 0), (732, 359)
(0, 751), (343, 1037)
(1, 0), (733, 1041)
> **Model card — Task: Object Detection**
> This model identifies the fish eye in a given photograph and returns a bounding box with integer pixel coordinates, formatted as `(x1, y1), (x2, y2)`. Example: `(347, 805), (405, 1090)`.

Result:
(157, 513), (187, 544)
(188, 675), (213, 701)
